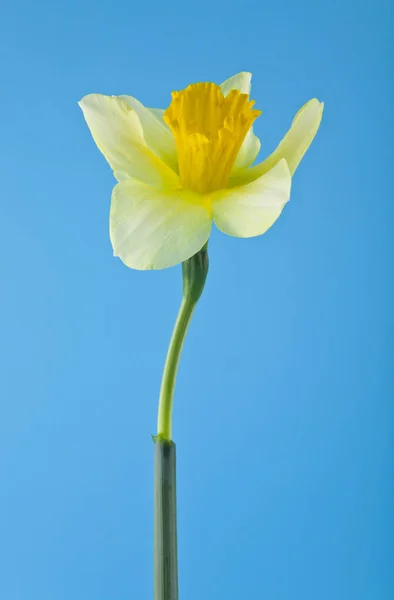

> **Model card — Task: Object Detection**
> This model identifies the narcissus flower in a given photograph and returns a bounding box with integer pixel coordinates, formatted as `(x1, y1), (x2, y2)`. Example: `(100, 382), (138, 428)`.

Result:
(79, 72), (323, 270)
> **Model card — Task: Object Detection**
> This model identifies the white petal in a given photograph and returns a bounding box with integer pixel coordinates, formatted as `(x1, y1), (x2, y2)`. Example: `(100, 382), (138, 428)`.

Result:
(211, 159), (291, 238)
(233, 127), (261, 170)
(262, 99), (323, 175)
(120, 96), (178, 172)
(110, 179), (212, 270)
(220, 72), (252, 96)
(231, 99), (323, 186)
(79, 94), (178, 187)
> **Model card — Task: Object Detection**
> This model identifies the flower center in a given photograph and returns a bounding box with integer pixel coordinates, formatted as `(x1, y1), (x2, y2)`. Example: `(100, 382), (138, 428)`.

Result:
(164, 82), (261, 193)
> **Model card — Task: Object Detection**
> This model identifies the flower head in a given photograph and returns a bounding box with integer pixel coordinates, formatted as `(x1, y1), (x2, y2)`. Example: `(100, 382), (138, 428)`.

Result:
(79, 72), (323, 270)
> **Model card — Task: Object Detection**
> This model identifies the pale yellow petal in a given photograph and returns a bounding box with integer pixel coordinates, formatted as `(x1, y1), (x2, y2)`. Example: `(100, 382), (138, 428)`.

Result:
(110, 179), (212, 270)
(120, 96), (178, 172)
(211, 159), (291, 238)
(230, 99), (323, 186)
(233, 126), (261, 170)
(220, 72), (252, 96)
(261, 98), (323, 175)
(79, 94), (178, 187)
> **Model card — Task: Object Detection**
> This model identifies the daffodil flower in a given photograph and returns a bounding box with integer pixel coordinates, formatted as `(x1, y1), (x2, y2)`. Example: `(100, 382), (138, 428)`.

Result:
(80, 72), (323, 600)
(79, 72), (323, 270)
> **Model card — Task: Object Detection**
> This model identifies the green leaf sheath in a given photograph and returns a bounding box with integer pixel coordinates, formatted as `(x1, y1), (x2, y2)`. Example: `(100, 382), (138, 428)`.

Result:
(154, 439), (178, 600)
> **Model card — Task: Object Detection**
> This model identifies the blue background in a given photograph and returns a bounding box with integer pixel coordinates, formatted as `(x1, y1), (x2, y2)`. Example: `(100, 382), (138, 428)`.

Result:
(1, 1), (392, 598)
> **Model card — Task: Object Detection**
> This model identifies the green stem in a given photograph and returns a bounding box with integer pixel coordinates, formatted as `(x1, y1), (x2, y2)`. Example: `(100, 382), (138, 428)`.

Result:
(157, 297), (195, 440)
(154, 245), (209, 600)
(156, 244), (209, 441)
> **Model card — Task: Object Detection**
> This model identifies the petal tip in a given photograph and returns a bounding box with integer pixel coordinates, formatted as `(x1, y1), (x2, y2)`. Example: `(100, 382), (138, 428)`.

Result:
(78, 94), (99, 112)
(240, 71), (252, 88)
(312, 98), (324, 113)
